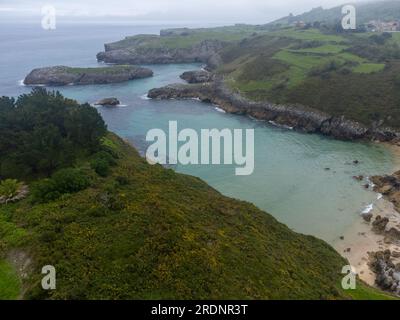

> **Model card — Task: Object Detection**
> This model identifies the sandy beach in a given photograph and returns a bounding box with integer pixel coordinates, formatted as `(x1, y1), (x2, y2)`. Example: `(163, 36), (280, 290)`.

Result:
(334, 143), (400, 287)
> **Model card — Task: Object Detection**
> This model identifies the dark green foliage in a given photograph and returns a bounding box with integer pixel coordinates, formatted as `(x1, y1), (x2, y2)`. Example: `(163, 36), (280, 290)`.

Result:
(347, 34), (400, 62)
(115, 176), (130, 186)
(51, 168), (90, 194)
(31, 168), (90, 203)
(286, 61), (400, 127)
(0, 88), (107, 180)
(309, 60), (341, 77)
(90, 151), (117, 177)
(238, 57), (289, 82)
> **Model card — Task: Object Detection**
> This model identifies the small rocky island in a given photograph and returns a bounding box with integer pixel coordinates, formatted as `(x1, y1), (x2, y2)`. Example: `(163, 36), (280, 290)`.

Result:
(24, 65), (153, 86)
(95, 98), (120, 106)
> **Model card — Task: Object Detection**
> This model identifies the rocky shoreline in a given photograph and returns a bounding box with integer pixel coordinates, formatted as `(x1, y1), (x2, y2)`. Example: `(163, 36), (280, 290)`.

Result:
(148, 74), (400, 142)
(24, 65), (153, 86)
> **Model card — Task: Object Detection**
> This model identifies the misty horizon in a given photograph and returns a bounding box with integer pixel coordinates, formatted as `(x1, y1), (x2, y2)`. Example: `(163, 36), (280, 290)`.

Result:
(0, 0), (375, 25)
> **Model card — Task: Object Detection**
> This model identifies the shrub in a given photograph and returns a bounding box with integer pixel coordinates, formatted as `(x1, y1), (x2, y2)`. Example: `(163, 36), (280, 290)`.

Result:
(0, 179), (21, 199)
(90, 151), (117, 177)
(31, 168), (90, 203)
(116, 176), (129, 186)
(91, 158), (110, 177)
(52, 168), (90, 194)
(31, 179), (61, 203)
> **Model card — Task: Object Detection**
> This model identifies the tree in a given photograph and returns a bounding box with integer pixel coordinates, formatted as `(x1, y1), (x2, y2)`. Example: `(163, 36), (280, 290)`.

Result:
(0, 89), (107, 180)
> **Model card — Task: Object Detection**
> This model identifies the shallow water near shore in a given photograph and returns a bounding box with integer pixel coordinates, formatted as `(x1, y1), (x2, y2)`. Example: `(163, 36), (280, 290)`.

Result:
(0, 22), (397, 244)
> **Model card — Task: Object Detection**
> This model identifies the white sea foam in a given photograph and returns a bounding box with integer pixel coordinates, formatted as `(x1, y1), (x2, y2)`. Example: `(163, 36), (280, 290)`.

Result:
(18, 79), (26, 86)
(366, 177), (376, 188)
(140, 94), (151, 100)
(361, 203), (374, 214)
(377, 193), (383, 200)
(268, 120), (293, 130)
(214, 107), (226, 113)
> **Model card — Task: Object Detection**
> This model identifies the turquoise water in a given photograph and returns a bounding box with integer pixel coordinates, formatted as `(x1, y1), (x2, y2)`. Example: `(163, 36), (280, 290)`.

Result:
(0, 23), (395, 243)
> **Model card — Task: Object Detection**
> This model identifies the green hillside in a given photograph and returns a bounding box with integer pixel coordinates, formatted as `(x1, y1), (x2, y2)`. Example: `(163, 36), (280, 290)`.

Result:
(217, 27), (400, 129)
(0, 89), (393, 300)
(272, 0), (400, 26)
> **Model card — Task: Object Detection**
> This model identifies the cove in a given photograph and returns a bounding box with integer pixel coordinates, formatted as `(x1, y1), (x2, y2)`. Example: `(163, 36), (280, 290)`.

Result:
(0, 23), (395, 245)
(46, 63), (395, 244)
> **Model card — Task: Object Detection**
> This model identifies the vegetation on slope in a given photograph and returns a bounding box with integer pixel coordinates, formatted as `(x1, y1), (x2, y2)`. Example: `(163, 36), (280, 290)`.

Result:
(271, 0), (400, 27)
(0, 260), (20, 299)
(0, 90), (391, 300)
(218, 27), (400, 129)
(104, 25), (267, 51)
(0, 89), (107, 180)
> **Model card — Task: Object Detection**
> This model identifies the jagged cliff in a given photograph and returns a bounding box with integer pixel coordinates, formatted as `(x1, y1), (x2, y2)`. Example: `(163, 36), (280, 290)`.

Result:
(97, 39), (225, 65)
(148, 76), (400, 141)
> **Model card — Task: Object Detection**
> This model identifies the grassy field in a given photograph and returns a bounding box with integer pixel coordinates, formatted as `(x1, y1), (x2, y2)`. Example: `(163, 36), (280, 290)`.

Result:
(0, 260), (20, 299)
(348, 281), (398, 300)
(107, 25), (265, 50)
(67, 65), (143, 75)
(353, 63), (386, 73)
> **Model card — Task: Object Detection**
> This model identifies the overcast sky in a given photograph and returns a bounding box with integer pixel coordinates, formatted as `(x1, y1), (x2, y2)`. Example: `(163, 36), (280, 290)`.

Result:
(0, 0), (370, 24)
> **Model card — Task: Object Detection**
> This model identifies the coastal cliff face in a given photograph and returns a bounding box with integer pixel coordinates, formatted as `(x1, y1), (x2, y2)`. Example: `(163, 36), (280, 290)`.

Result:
(24, 65), (153, 86)
(97, 39), (224, 65)
(148, 77), (399, 142)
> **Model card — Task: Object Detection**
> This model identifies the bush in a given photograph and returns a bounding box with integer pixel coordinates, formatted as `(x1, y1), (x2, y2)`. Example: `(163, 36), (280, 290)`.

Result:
(31, 179), (61, 203)
(52, 169), (90, 194)
(31, 168), (90, 203)
(91, 158), (110, 177)
(0, 179), (21, 199)
(116, 176), (129, 186)
(90, 151), (117, 177)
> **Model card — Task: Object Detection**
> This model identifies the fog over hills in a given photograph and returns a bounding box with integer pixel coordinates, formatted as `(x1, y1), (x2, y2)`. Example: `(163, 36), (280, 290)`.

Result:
(0, 0), (369, 25)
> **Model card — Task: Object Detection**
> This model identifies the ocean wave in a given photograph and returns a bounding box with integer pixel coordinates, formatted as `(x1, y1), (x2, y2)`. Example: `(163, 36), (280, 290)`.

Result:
(366, 177), (376, 189)
(18, 79), (26, 86)
(140, 94), (151, 100)
(361, 203), (374, 214)
(268, 120), (293, 130)
(214, 107), (226, 113)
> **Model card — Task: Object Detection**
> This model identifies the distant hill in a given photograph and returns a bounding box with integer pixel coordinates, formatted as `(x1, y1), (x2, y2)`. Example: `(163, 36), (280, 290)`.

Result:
(271, 0), (400, 26)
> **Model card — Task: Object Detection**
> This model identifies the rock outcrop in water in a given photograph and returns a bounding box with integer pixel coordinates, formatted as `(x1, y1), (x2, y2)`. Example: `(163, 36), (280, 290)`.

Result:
(24, 65), (153, 86)
(95, 98), (120, 106)
(147, 77), (400, 141)
(180, 70), (214, 83)
(97, 39), (225, 65)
